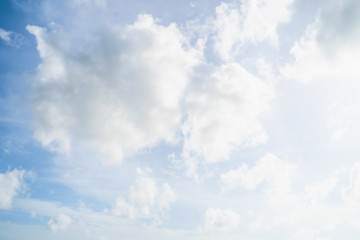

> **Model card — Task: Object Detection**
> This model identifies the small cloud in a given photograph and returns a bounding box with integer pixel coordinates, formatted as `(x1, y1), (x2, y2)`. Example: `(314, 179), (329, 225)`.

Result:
(0, 169), (28, 209)
(220, 154), (298, 206)
(304, 176), (337, 205)
(330, 127), (347, 141)
(112, 168), (176, 224)
(343, 162), (360, 205)
(0, 28), (27, 48)
(220, 154), (297, 192)
(212, 0), (294, 61)
(203, 208), (239, 231)
(30, 211), (37, 218)
(48, 214), (72, 233)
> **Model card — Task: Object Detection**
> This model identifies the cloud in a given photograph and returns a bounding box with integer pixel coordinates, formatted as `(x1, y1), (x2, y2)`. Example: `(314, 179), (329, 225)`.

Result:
(304, 176), (337, 206)
(282, 0), (360, 83)
(0, 169), (27, 209)
(182, 63), (273, 170)
(0, 28), (26, 48)
(0, 28), (12, 44)
(203, 208), (239, 231)
(26, 0), (276, 174)
(212, 0), (294, 61)
(281, 0), (360, 143)
(48, 214), (72, 232)
(27, 14), (200, 163)
(220, 154), (297, 205)
(343, 162), (360, 205)
(112, 168), (175, 223)
(327, 103), (358, 141)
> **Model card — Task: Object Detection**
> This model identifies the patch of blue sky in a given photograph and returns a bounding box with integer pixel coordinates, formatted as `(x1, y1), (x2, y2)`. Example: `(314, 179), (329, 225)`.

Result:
(0, 207), (47, 225)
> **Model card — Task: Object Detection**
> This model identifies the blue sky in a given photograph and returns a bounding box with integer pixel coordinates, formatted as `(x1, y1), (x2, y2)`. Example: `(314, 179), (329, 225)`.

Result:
(1, 0), (360, 239)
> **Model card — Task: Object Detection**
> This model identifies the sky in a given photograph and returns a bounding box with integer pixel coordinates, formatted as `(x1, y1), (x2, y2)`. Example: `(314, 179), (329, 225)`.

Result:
(1, 0), (360, 239)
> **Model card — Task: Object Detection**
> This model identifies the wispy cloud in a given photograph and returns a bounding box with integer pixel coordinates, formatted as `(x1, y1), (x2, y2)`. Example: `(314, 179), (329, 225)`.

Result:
(0, 28), (26, 48)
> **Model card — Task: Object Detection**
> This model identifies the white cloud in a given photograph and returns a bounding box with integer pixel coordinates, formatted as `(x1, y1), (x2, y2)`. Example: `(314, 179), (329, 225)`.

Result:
(0, 28), (12, 44)
(282, 0), (360, 141)
(112, 168), (175, 223)
(304, 176), (337, 206)
(220, 154), (297, 205)
(221, 154), (296, 191)
(0, 28), (25, 48)
(343, 162), (360, 205)
(27, 14), (200, 163)
(203, 208), (239, 231)
(212, 0), (294, 61)
(48, 214), (72, 232)
(182, 63), (273, 168)
(0, 169), (27, 209)
(282, 0), (360, 83)
(327, 103), (360, 141)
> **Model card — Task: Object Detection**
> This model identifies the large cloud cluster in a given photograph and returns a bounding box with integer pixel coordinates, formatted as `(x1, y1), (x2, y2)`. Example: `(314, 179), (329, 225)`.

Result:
(28, 8), (275, 168)
(27, 14), (199, 163)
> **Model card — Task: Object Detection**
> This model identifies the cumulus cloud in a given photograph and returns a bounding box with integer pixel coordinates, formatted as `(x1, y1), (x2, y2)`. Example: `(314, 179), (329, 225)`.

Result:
(0, 169), (27, 209)
(203, 208), (239, 231)
(48, 214), (72, 232)
(182, 63), (273, 169)
(212, 0), (294, 61)
(27, 14), (200, 163)
(112, 168), (175, 223)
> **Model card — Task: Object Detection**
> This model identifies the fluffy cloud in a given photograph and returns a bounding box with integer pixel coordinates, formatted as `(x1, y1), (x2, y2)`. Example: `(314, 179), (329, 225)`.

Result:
(48, 214), (72, 232)
(0, 169), (27, 209)
(203, 208), (239, 231)
(27, 0), (277, 172)
(27, 14), (199, 163)
(182, 63), (273, 169)
(112, 168), (175, 223)
(212, 0), (294, 60)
